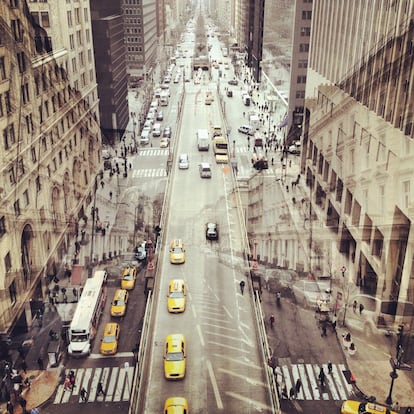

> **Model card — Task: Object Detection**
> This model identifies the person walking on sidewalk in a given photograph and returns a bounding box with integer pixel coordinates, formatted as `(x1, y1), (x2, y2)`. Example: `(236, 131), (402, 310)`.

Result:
(318, 367), (326, 388)
(37, 357), (44, 370)
(80, 387), (88, 402)
(269, 314), (275, 329)
(239, 280), (245, 295)
(327, 360), (333, 374)
(6, 400), (14, 414)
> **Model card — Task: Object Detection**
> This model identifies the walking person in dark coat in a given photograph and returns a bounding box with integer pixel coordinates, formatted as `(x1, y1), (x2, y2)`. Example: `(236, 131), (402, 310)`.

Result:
(80, 387), (88, 402)
(318, 367), (326, 388)
(289, 387), (295, 400)
(295, 378), (302, 397)
(6, 400), (14, 414)
(19, 396), (27, 414)
(21, 359), (27, 373)
(37, 357), (44, 370)
(96, 381), (106, 397)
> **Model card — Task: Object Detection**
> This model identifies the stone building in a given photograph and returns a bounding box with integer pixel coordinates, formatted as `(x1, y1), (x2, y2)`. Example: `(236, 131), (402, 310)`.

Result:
(0, 1), (101, 335)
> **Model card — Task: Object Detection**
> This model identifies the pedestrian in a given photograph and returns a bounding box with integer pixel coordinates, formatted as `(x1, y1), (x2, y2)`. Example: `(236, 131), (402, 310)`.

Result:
(318, 367), (325, 388)
(80, 387), (88, 402)
(21, 359), (27, 373)
(392, 401), (400, 412)
(405, 407), (412, 413)
(7, 401), (14, 414)
(295, 378), (302, 396)
(359, 303), (364, 314)
(281, 384), (288, 399)
(19, 396), (27, 414)
(353, 300), (357, 312)
(289, 387), (295, 400)
(327, 360), (333, 374)
(69, 372), (76, 390)
(96, 381), (106, 397)
(321, 323), (327, 337)
(109, 191), (113, 200)
(239, 280), (245, 294)
(64, 377), (71, 391)
(37, 357), (43, 370)
(269, 314), (275, 329)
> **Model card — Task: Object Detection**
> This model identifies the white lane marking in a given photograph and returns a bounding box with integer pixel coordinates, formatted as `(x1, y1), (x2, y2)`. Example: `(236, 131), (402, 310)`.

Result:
(197, 324), (205, 347)
(207, 359), (223, 410)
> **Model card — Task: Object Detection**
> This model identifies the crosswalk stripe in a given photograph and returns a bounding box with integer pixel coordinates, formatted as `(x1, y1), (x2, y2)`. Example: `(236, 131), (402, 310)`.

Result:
(87, 367), (102, 403)
(324, 364), (339, 400)
(313, 364), (329, 400)
(298, 364), (312, 400)
(106, 366), (119, 402)
(339, 363), (354, 394)
(306, 364), (320, 400)
(131, 168), (167, 178)
(80, 368), (93, 403)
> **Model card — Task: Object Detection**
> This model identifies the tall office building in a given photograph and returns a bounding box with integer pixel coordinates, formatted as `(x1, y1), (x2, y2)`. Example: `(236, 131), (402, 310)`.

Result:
(303, 1), (414, 347)
(90, 0), (128, 144)
(0, 0), (101, 335)
(123, 0), (158, 82)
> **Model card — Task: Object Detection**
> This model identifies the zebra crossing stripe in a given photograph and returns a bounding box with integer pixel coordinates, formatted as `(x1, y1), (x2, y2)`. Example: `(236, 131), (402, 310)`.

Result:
(298, 364), (312, 400)
(306, 364), (320, 400)
(106, 366), (119, 402)
(80, 368), (93, 403)
(87, 367), (102, 403)
(291, 365), (303, 399)
(281, 365), (293, 394)
(313, 364), (329, 400)
(332, 364), (348, 400)
(324, 364), (339, 400)
(339, 363), (354, 394)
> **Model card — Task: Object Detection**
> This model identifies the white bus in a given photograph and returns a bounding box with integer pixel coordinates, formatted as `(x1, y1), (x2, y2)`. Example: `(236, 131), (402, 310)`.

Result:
(68, 270), (107, 357)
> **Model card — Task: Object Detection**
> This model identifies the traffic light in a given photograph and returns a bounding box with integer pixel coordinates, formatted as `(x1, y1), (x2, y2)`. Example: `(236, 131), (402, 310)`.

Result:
(342, 370), (356, 384)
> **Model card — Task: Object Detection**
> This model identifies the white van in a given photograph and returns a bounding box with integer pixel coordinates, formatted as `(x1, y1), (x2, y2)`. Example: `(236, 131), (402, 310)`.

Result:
(152, 123), (162, 137)
(140, 129), (150, 145)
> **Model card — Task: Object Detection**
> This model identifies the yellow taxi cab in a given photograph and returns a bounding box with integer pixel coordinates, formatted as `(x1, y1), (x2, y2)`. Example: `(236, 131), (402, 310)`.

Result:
(121, 266), (137, 290)
(167, 279), (187, 313)
(341, 400), (397, 414)
(164, 397), (188, 414)
(164, 334), (186, 380)
(110, 289), (129, 317)
(169, 239), (185, 264)
(100, 322), (120, 355)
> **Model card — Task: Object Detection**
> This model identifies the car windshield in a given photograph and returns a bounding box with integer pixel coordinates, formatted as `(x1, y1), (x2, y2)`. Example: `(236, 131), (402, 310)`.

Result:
(102, 336), (116, 343)
(114, 300), (125, 306)
(172, 248), (183, 254)
(305, 283), (320, 292)
(71, 334), (88, 342)
(166, 351), (184, 361)
(170, 292), (184, 298)
(123, 274), (133, 281)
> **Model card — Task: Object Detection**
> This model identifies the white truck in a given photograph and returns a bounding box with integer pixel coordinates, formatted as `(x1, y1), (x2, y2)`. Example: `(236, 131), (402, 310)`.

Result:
(249, 113), (260, 130)
(197, 129), (209, 151)
(160, 92), (169, 106)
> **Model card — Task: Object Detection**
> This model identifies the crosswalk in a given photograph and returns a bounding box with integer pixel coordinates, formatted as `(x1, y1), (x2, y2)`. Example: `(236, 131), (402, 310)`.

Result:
(138, 148), (169, 156)
(131, 168), (167, 178)
(53, 366), (134, 404)
(277, 363), (353, 401)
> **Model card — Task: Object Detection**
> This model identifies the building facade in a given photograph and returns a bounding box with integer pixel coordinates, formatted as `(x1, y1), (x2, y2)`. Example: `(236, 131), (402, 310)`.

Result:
(90, 0), (128, 144)
(0, 0), (101, 335)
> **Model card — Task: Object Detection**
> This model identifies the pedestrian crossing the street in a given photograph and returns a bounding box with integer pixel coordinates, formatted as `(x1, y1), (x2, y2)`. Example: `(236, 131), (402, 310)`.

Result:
(131, 168), (167, 178)
(53, 366), (134, 404)
(277, 363), (353, 401)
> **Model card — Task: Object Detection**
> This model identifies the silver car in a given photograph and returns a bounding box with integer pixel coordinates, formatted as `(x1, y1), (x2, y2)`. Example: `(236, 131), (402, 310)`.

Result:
(291, 280), (330, 309)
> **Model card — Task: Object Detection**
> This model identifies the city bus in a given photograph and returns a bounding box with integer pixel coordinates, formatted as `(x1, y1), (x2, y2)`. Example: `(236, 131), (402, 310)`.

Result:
(67, 270), (107, 357)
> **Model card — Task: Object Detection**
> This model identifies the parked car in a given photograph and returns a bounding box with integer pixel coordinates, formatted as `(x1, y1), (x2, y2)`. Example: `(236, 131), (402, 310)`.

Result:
(228, 79), (238, 86)
(291, 280), (330, 309)
(156, 111), (163, 121)
(265, 269), (297, 296)
(163, 126), (171, 138)
(238, 125), (254, 135)
(226, 90), (233, 97)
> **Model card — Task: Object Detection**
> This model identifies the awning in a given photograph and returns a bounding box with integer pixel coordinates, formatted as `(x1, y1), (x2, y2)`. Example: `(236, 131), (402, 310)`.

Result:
(278, 113), (288, 128)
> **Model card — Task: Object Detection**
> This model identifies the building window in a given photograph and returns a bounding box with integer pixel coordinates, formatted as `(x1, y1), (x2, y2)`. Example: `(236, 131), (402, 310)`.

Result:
(36, 176), (41, 192)
(300, 27), (311, 36)
(72, 57), (77, 72)
(75, 8), (80, 24)
(67, 10), (72, 27)
(69, 34), (75, 50)
(10, 0), (19, 8)
(84, 7), (89, 22)
(298, 59), (308, 68)
(41, 135), (47, 151)
(5, 252), (12, 273)
(3, 124), (16, 150)
(299, 43), (309, 52)
(11, 19), (23, 41)
(0, 94), (3, 117)
(0, 57), (6, 80)
(302, 10), (312, 19)
(5, 91), (11, 113)
(86, 29), (90, 43)
(23, 189), (29, 206)
(31, 146), (36, 162)
(17, 51), (26, 73)
(77, 30), (82, 46)
(402, 180), (410, 209)
(297, 75), (307, 84)
(14, 200), (20, 216)
(25, 114), (34, 134)
(9, 280), (17, 305)
(21, 83), (30, 105)
(79, 51), (84, 66)
(0, 216), (6, 237)
(41, 12), (50, 27)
